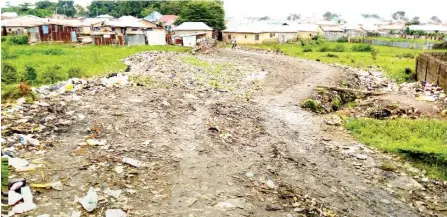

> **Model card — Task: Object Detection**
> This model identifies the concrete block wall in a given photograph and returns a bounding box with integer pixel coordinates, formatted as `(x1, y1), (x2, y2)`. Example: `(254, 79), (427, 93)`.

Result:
(416, 52), (447, 89)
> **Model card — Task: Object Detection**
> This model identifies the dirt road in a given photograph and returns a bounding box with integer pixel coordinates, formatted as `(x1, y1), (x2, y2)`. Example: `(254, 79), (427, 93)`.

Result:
(6, 49), (445, 216)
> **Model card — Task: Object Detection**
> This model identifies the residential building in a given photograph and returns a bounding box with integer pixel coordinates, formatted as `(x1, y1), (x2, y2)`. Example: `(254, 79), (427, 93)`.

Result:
(173, 22), (213, 38)
(1, 12), (18, 19)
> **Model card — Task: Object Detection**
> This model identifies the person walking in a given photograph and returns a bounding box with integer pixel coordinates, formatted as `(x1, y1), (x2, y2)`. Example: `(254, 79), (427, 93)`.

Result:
(231, 38), (237, 50)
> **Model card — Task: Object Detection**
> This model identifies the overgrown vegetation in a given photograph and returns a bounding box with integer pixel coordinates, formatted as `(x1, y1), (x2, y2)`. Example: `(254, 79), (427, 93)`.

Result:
(2, 36), (29, 45)
(345, 118), (447, 179)
(1, 44), (189, 102)
(250, 41), (447, 83)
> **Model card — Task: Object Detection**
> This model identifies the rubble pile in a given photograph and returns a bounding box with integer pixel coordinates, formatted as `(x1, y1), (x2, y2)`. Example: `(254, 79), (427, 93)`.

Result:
(238, 46), (285, 55)
(400, 81), (446, 103)
(342, 98), (424, 119)
(1, 74), (130, 216)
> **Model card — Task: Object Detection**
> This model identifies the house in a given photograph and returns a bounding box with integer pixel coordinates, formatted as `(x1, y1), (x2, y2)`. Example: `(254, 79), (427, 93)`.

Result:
(341, 23), (365, 37)
(408, 25), (447, 34)
(78, 18), (109, 35)
(1, 12), (18, 19)
(172, 32), (207, 47)
(144, 11), (163, 22)
(157, 15), (178, 31)
(316, 20), (337, 27)
(293, 24), (321, 39)
(379, 24), (405, 33)
(320, 26), (344, 33)
(223, 25), (266, 44)
(1, 18), (44, 36)
(173, 22), (213, 38)
(96, 14), (114, 19)
(50, 14), (68, 20)
(361, 25), (379, 33)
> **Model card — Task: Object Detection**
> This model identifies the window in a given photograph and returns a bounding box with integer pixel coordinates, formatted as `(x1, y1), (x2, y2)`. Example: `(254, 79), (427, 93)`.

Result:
(228, 34), (231, 40)
(111, 28), (115, 32)
(245, 35), (247, 39)
(94, 27), (100, 31)
(255, 34), (259, 41)
(309, 34), (312, 37)
(132, 28), (138, 31)
(8, 29), (11, 31)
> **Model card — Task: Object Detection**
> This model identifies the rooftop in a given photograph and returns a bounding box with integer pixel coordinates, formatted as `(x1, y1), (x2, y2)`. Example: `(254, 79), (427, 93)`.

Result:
(174, 22), (213, 31)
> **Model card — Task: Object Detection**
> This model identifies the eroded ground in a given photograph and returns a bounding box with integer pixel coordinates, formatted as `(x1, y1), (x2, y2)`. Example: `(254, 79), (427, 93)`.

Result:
(2, 49), (446, 217)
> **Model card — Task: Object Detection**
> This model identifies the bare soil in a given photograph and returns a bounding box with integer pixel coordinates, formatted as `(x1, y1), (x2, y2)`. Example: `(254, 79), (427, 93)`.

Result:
(5, 49), (446, 217)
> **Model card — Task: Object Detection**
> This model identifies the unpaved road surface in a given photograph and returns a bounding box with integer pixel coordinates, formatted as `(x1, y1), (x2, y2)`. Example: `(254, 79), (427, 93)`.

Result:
(4, 49), (446, 217)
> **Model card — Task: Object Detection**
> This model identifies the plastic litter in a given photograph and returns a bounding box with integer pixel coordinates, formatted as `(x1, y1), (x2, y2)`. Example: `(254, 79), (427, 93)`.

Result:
(8, 157), (29, 170)
(20, 135), (40, 146)
(8, 191), (23, 205)
(80, 187), (98, 212)
(106, 209), (127, 217)
(9, 179), (26, 192)
(122, 157), (141, 167)
(71, 211), (81, 217)
(11, 201), (37, 214)
(86, 139), (106, 146)
(21, 186), (33, 203)
(101, 73), (129, 87)
(104, 188), (122, 199)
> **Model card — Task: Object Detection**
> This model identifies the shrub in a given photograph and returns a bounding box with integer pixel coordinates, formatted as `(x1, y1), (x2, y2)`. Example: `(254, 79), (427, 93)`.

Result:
(1, 44), (16, 60)
(336, 37), (348, 43)
(319, 45), (330, 52)
(24, 65), (37, 84)
(333, 44), (346, 52)
(68, 67), (83, 78)
(302, 45), (313, 52)
(1, 83), (37, 103)
(351, 44), (373, 52)
(39, 65), (68, 84)
(395, 53), (415, 59)
(371, 48), (378, 61)
(1, 63), (19, 84)
(404, 67), (412, 74)
(8, 35), (28, 45)
(326, 53), (339, 58)
(301, 99), (321, 112)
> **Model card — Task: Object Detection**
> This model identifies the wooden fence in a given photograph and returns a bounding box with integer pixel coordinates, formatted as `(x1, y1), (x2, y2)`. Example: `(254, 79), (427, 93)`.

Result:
(416, 52), (447, 89)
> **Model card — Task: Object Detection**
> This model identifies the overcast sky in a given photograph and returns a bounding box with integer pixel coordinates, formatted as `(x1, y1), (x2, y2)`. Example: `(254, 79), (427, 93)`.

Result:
(2, 0), (446, 21)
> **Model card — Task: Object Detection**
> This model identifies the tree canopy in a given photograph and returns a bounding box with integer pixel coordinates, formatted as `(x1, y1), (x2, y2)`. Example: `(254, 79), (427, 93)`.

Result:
(323, 12), (340, 20)
(175, 1), (225, 31)
(361, 14), (380, 19)
(287, 13), (300, 21)
(392, 11), (406, 21)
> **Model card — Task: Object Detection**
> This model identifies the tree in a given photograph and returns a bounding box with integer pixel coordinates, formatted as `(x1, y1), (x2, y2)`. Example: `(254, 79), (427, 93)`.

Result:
(175, 1), (225, 31)
(56, 1), (76, 17)
(259, 16), (270, 21)
(409, 16), (420, 25)
(392, 11), (406, 21)
(361, 14), (380, 19)
(19, 3), (32, 12)
(74, 4), (87, 17)
(323, 11), (339, 20)
(287, 13), (300, 21)
(36, 0), (57, 10)
(430, 16), (441, 24)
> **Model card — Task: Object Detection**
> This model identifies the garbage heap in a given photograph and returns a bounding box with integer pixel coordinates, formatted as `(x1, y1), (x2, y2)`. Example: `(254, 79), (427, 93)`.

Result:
(1, 74), (130, 216)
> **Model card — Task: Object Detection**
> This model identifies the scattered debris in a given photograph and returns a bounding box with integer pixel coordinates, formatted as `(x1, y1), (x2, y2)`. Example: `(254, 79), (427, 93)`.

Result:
(122, 158), (141, 168)
(80, 187), (98, 212)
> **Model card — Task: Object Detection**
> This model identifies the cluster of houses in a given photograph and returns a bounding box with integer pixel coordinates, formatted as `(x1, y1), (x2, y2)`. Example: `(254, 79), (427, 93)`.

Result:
(2, 11), (447, 46)
(1, 11), (214, 46)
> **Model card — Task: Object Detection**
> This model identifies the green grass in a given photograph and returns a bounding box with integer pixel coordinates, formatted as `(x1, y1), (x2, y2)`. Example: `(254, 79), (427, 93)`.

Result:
(1, 43), (190, 86)
(355, 36), (444, 43)
(249, 42), (447, 83)
(345, 118), (447, 179)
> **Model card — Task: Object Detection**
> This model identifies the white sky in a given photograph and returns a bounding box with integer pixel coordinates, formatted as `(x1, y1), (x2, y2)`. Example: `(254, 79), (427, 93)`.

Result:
(2, 0), (446, 21)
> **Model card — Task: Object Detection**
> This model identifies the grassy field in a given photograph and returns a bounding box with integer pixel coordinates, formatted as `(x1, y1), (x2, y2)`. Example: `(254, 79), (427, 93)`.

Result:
(345, 118), (447, 179)
(354, 36), (444, 43)
(1, 43), (190, 85)
(249, 42), (447, 83)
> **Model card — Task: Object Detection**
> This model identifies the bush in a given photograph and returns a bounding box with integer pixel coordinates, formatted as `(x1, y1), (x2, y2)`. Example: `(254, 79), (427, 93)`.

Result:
(8, 35), (28, 45)
(301, 99), (321, 112)
(395, 53), (415, 59)
(302, 45), (313, 52)
(336, 37), (348, 43)
(1, 83), (37, 103)
(404, 67), (412, 74)
(1, 63), (19, 84)
(351, 44), (373, 52)
(333, 44), (346, 52)
(1, 44), (16, 60)
(24, 65), (37, 84)
(68, 67), (83, 78)
(319, 45), (330, 52)
(39, 65), (68, 84)
(326, 53), (339, 58)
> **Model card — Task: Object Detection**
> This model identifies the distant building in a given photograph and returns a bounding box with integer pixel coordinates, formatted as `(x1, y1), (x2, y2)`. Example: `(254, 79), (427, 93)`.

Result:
(144, 11), (163, 22)
(408, 25), (447, 34)
(173, 22), (213, 38)
(1, 12), (18, 19)
(96, 14), (114, 19)
(157, 15), (178, 31)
